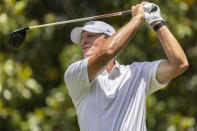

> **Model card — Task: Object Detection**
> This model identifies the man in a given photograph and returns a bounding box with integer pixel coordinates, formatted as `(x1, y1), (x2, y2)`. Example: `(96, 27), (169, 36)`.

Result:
(64, 2), (189, 131)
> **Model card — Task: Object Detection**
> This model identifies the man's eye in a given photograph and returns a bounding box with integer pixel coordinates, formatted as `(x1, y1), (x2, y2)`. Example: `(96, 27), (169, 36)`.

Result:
(88, 35), (95, 38)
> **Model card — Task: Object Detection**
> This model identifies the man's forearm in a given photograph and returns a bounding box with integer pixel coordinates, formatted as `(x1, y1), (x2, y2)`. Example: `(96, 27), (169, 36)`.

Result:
(88, 18), (142, 80)
(88, 3), (146, 81)
(156, 26), (188, 67)
(102, 18), (142, 59)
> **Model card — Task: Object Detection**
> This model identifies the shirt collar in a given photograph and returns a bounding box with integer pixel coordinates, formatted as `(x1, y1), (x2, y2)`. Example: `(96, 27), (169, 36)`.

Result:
(101, 60), (121, 77)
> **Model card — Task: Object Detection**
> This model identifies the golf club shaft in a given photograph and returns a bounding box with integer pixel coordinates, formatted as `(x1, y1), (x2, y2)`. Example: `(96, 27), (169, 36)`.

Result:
(29, 10), (131, 29)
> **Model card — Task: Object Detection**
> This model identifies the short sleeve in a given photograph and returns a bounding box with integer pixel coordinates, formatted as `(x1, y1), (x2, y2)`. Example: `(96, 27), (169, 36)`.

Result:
(64, 58), (91, 100)
(143, 60), (169, 95)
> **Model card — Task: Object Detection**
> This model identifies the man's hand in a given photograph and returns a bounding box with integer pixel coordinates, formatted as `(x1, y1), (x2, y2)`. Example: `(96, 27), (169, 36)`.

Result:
(144, 3), (163, 25)
(131, 2), (147, 24)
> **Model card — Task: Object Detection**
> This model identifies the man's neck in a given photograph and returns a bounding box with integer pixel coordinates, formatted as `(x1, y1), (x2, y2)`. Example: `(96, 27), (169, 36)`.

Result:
(106, 60), (115, 73)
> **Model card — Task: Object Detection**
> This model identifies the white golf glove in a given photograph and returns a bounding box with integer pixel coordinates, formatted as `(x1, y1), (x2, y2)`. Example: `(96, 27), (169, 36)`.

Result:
(144, 3), (163, 25)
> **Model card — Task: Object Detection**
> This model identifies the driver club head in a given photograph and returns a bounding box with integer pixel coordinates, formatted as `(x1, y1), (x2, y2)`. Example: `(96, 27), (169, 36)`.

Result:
(8, 27), (29, 49)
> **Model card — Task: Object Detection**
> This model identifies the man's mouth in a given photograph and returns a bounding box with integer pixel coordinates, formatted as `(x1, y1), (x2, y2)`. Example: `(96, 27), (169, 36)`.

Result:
(82, 46), (90, 50)
(83, 47), (88, 50)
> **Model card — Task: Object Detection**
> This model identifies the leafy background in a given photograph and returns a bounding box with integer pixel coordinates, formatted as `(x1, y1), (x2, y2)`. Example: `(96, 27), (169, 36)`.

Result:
(0, 0), (197, 130)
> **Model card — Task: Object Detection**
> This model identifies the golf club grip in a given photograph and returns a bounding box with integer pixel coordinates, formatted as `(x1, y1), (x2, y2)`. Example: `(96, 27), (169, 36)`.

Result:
(121, 10), (131, 15)
(121, 5), (158, 16)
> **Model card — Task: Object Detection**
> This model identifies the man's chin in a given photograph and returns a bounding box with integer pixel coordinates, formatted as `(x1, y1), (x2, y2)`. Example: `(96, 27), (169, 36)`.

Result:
(83, 53), (92, 58)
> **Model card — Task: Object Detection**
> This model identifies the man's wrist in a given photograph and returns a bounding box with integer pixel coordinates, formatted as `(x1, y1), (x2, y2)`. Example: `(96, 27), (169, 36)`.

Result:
(152, 21), (165, 32)
(150, 20), (162, 27)
(131, 16), (144, 26)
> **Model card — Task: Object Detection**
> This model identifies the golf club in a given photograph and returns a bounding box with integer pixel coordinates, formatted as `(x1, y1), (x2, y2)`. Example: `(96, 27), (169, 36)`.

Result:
(8, 6), (157, 49)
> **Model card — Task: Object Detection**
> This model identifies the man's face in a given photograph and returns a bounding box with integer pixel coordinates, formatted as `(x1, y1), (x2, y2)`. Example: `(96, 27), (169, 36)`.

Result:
(80, 31), (107, 58)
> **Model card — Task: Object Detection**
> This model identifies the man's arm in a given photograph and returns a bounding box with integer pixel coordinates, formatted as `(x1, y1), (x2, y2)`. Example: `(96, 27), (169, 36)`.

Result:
(151, 21), (189, 83)
(88, 3), (146, 81)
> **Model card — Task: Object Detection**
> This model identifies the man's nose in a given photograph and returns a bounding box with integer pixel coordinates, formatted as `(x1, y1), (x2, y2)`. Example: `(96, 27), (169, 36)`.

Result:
(81, 37), (88, 45)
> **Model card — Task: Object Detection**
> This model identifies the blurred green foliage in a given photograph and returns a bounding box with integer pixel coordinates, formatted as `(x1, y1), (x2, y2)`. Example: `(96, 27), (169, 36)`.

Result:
(0, 0), (197, 130)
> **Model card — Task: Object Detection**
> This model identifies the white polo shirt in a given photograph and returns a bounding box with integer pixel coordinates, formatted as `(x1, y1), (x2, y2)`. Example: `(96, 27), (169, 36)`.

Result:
(64, 58), (168, 131)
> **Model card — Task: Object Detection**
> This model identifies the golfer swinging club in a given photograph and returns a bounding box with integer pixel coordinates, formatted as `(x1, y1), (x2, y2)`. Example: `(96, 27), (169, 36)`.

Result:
(64, 2), (189, 131)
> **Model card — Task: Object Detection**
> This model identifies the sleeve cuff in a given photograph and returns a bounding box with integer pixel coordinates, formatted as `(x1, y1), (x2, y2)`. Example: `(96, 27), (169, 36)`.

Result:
(147, 60), (170, 95)
(152, 60), (170, 87)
